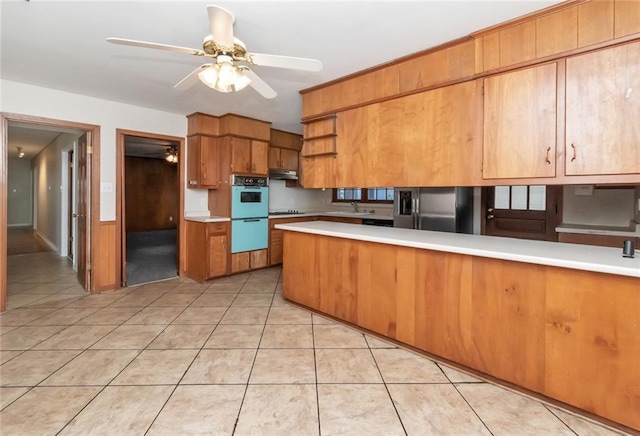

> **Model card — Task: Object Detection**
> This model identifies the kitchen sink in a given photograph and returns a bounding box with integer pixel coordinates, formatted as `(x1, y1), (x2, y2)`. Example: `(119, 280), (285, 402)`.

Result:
(324, 211), (373, 216)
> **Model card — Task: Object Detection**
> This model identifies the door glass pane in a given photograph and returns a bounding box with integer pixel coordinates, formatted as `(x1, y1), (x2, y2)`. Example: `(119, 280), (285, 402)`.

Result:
(511, 186), (528, 210)
(494, 186), (510, 209)
(529, 186), (546, 211)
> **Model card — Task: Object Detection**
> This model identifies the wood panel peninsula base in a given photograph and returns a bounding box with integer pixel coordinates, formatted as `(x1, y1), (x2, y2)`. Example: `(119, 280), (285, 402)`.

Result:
(277, 222), (640, 432)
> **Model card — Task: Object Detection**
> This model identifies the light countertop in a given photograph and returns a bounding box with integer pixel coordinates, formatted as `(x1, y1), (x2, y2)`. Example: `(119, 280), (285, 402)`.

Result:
(556, 223), (640, 237)
(185, 216), (231, 223)
(275, 221), (640, 278)
(268, 211), (393, 220)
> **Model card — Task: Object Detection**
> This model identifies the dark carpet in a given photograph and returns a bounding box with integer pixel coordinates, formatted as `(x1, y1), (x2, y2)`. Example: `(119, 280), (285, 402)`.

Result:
(126, 229), (177, 286)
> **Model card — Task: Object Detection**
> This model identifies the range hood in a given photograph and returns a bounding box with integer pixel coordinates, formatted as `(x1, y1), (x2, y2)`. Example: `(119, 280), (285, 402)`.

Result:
(269, 169), (298, 180)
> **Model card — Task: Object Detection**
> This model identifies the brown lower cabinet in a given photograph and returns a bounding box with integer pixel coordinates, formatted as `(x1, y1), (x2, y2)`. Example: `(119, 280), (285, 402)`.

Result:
(231, 249), (268, 273)
(558, 232), (639, 249)
(269, 216), (319, 266)
(269, 216), (364, 266)
(185, 221), (229, 281)
(281, 230), (640, 431)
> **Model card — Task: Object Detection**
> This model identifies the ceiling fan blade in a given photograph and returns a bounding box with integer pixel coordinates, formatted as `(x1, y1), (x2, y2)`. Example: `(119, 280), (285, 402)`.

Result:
(248, 53), (323, 72)
(174, 64), (211, 90)
(207, 5), (235, 49)
(243, 69), (277, 99)
(107, 37), (204, 56)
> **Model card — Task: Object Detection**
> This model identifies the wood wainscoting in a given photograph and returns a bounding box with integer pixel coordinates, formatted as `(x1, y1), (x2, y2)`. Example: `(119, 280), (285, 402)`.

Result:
(281, 231), (640, 432)
(94, 221), (117, 292)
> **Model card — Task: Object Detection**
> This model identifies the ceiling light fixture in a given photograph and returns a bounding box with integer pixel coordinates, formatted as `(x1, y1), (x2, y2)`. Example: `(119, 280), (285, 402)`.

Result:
(17, 147), (25, 158)
(198, 55), (252, 93)
(165, 146), (178, 164)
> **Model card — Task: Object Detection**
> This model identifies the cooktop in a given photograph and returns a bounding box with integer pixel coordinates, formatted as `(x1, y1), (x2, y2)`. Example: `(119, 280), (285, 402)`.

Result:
(269, 210), (304, 215)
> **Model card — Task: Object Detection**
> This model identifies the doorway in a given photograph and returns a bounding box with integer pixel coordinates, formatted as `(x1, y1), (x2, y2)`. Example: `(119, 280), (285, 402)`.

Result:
(481, 185), (562, 241)
(1, 113), (100, 312)
(116, 130), (184, 287)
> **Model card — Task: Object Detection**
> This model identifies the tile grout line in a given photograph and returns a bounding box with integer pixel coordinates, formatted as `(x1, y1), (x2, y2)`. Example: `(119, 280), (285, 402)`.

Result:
(365, 338), (408, 436)
(449, 380), (495, 436)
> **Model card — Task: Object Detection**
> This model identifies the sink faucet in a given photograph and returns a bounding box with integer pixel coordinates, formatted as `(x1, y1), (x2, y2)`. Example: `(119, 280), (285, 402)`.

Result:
(350, 201), (359, 213)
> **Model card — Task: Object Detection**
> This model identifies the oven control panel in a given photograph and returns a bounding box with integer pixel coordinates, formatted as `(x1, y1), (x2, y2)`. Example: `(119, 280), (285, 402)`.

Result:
(232, 175), (268, 187)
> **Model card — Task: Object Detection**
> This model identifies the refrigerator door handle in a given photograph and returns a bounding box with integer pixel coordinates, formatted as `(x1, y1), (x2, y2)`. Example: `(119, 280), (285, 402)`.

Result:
(414, 195), (420, 229)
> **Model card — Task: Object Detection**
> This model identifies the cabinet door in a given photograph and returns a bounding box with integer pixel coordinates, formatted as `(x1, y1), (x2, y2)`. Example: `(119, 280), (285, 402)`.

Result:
(483, 63), (557, 179)
(269, 228), (284, 265)
(231, 252), (251, 273)
(200, 136), (218, 187)
(187, 136), (218, 188)
(250, 249), (268, 269)
(230, 137), (252, 173)
(251, 140), (269, 175)
(268, 147), (281, 169)
(208, 234), (228, 278)
(279, 148), (299, 171)
(566, 42), (640, 176)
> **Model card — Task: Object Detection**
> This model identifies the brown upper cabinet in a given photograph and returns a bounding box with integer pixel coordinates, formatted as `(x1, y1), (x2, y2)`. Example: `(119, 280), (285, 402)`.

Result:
(268, 147), (299, 171)
(226, 137), (268, 176)
(268, 128), (302, 171)
(187, 135), (218, 188)
(299, 80), (482, 188)
(482, 63), (557, 180)
(565, 41), (640, 176)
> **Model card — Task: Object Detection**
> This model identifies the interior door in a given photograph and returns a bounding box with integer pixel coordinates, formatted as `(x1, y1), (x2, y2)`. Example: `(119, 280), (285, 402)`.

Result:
(67, 150), (74, 260)
(482, 185), (560, 241)
(76, 133), (90, 288)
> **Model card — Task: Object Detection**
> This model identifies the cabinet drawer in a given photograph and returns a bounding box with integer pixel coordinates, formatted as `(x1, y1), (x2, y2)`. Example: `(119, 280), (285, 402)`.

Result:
(207, 222), (228, 234)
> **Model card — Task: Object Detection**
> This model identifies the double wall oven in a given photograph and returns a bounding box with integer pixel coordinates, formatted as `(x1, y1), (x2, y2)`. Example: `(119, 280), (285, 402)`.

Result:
(231, 175), (269, 253)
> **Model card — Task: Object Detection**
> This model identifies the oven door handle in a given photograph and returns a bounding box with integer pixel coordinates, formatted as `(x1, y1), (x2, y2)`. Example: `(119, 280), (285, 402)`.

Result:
(242, 218), (261, 222)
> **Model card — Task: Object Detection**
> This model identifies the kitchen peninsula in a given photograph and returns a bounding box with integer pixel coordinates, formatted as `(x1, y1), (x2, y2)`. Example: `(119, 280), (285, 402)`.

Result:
(277, 221), (640, 431)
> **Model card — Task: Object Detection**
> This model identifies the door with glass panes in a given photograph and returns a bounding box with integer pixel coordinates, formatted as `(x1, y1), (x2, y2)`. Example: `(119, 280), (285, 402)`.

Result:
(482, 186), (561, 241)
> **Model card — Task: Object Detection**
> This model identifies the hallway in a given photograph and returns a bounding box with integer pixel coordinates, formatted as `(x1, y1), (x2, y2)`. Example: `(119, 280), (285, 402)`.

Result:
(7, 226), (53, 256)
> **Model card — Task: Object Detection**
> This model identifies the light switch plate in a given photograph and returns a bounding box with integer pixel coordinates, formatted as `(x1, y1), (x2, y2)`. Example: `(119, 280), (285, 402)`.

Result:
(100, 182), (113, 193)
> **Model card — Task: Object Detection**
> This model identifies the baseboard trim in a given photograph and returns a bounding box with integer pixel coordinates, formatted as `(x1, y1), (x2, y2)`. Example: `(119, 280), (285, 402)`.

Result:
(8, 223), (32, 227)
(34, 230), (59, 254)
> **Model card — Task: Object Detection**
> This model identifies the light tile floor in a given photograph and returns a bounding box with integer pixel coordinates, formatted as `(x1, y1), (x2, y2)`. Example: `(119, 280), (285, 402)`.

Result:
(1, 252), (627, 435)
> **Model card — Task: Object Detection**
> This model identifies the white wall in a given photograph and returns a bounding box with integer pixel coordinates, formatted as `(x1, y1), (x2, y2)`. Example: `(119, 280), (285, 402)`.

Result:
(31, 133), (79, 252)
(562, 185), (637, 227)
(7, 157), (32, 226)
(0, 80), (206, 220)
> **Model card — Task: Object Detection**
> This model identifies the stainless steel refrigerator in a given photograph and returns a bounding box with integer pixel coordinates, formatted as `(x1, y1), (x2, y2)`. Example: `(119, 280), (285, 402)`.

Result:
(393, 187), (473, 233)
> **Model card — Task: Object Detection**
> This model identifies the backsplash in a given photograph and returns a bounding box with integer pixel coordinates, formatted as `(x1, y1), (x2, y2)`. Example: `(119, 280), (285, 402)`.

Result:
(562, 185), (638, 227)
(268, 180), (331, 211)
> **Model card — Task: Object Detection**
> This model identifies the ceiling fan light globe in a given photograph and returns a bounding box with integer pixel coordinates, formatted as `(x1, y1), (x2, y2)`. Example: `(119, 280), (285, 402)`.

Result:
(213, 81), (233, 93)
(217, 62), (236, 86)
(198, 66), (219, 88)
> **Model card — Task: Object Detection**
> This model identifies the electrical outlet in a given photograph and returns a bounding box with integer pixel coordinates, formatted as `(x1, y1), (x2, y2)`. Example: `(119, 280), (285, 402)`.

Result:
(200, 198), (206, 207)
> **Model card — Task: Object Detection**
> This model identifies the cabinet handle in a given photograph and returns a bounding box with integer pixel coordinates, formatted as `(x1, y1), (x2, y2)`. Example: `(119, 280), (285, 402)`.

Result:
(570, 144), (576, 162)
(545, 147), (551, 165)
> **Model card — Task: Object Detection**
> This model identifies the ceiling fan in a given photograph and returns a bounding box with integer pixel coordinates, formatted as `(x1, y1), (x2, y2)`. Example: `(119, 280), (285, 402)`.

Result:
(107, 5), (322, 99)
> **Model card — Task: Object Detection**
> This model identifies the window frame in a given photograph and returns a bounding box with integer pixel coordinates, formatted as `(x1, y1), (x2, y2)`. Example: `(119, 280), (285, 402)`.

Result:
(332, 187), (394, 204)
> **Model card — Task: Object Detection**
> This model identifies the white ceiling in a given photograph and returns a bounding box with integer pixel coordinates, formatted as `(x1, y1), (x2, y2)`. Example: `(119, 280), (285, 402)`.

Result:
(7, 123), (82, 159)
(1, 1), (562, 134)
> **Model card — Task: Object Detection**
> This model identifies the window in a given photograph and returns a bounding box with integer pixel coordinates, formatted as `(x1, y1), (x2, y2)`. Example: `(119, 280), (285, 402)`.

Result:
(333, 187), (394, 203)
(494, 185), (547, 211)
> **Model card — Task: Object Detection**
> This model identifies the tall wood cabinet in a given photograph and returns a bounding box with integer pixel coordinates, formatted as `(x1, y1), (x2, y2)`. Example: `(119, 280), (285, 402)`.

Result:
(482, 62), (557, 180)
(565, 41), (640, 176)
